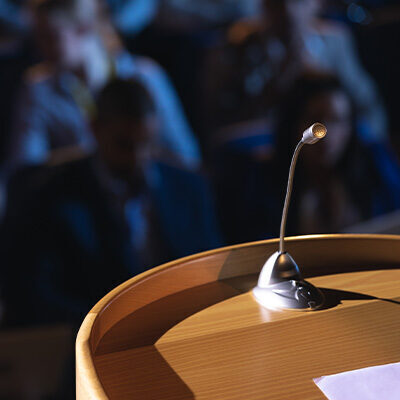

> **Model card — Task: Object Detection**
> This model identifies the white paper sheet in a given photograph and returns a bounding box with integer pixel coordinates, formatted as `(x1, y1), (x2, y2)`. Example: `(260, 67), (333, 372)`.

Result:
(314, 362), (400, 400)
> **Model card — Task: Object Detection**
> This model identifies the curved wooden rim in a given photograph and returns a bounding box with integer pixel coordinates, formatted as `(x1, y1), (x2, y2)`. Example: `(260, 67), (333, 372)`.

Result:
(76, 234), (400, 399)
(85, 233), (400, 313)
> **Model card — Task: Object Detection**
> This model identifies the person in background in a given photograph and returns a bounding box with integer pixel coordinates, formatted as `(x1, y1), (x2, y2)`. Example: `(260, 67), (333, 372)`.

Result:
(205, 0), (387, 143)
(276, 72), (400, 235)
(263, 0), (387, 141)
(7, 0), (200, 174)
(214, 72), (400, 244)
(1, 78), (221, 327)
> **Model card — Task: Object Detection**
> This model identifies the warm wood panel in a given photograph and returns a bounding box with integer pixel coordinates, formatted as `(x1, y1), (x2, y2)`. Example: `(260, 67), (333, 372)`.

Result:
(95, 270), (400, 399)
(76, 235), (400, 399)
(156, 299), (400, 400)
(158, 269), (400, 344)
(88, 234), (400, 353)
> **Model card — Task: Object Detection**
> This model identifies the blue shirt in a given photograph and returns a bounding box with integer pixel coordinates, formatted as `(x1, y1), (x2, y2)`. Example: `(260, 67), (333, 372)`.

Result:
(10, 51), (201, 170)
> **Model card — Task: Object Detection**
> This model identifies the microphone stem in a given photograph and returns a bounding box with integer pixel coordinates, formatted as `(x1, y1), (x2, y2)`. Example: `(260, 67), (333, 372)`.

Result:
(279, 140), (304, 253)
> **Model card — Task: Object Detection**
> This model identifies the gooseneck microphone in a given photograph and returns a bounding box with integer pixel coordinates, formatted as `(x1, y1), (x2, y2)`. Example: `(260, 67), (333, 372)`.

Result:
(279, 123), (327, 253)
(253, 123), (327, 311)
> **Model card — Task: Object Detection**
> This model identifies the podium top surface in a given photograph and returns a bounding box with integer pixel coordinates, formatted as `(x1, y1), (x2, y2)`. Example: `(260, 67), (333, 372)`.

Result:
(76, 234), (400, 399)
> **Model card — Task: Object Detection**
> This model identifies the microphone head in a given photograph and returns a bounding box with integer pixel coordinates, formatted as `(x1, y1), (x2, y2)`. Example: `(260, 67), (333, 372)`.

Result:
(301, 123), (327, 144)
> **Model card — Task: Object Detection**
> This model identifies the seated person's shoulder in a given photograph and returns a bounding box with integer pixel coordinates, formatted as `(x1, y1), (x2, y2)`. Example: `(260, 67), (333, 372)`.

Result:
(8, 149), (93, 197)
(47, 146), (92, 168)
(18, 63), (57, 103)
(5, 152), (97, 225)
(16, 149), (91, 192)
(22, 62), (55, 87)
(44, 148), (96, 187)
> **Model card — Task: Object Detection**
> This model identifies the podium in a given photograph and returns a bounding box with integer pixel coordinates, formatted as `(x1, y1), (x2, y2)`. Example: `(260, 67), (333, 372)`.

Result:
(76, 234), (400, 399)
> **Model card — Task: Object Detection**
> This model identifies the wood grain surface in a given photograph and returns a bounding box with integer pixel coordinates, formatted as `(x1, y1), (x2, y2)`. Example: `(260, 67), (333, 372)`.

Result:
(76, 235), (400, 399)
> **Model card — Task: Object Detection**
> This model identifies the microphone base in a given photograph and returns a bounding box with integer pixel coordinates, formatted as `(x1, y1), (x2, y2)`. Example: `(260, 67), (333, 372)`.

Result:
(253, 279), (325, 311)
(253, 251), (324, 311)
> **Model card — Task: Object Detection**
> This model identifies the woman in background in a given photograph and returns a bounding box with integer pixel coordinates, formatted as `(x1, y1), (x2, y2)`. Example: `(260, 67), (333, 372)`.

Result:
(276, 72), (400, 235)
(215, 72), (400, 244)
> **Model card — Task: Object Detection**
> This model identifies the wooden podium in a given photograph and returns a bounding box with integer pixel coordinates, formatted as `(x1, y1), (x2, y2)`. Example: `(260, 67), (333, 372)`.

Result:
(76, 234), (400, 399)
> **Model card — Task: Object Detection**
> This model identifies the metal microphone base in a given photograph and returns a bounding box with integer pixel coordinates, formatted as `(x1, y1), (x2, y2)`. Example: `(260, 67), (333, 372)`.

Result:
(253, 280), (324, 311)
(253, 251), (324, 311)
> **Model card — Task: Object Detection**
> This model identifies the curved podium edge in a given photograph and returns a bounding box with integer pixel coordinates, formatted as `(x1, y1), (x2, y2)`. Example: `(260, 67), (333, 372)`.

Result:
(76, 233), (400, 399)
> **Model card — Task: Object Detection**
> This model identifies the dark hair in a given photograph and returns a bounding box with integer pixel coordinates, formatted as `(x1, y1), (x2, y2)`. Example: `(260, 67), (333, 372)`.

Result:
(276, 72), (350, 164)
(95, 78), (156, 123)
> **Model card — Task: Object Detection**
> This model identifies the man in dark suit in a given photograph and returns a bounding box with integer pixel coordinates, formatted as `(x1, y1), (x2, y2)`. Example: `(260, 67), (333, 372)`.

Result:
(1, 78), (221, 326)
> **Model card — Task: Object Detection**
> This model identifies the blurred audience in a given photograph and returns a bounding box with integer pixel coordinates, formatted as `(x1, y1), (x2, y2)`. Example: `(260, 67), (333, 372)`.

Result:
(6, 0), (200, 175)
(0, 1), (399, 398)
(121, 0), (262, 155)
(205, 0), (387, 143)
(276, 73), (400, 234)
(1, 78), (221, 327)
(215, 72), (400, 244)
